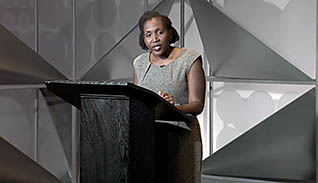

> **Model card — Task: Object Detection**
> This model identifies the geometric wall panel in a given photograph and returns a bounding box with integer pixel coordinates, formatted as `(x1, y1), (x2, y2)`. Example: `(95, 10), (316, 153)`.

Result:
(213, 0), (316, 79)
(80, 25), (143, 82)
(0, 0), (35, 50)
(0, 137), (62, 183)
(190, 0), (313, 82)
(149, 0), (165, 10)
(37, 89), (71, 182)
(39, 88), (72, 175)
(39, 0), (73, 79)
(0, 89), (36, 158)
(203, 88), (315, 182)
(76, 0), (145, 79)
(81, 0), (175, 81)
(213, 82), (314, 152)
(0, 25), (66, 84)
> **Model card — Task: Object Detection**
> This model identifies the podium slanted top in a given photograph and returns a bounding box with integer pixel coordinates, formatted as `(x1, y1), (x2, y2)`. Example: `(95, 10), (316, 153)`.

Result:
(45, 80), (194, 128)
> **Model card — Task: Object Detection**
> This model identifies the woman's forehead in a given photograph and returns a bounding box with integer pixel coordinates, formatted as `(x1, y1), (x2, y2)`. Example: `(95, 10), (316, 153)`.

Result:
(144, 17), (165, 30)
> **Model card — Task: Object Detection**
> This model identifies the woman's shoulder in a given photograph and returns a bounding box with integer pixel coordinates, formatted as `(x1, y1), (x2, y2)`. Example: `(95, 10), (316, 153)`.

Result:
(182, 47), (201, 58)
(133, 52), (149, 67)
(178, 48), (201, 65)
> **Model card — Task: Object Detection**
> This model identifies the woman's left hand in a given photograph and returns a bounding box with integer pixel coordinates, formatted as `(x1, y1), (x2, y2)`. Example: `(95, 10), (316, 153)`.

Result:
(158, 91), (174, 105)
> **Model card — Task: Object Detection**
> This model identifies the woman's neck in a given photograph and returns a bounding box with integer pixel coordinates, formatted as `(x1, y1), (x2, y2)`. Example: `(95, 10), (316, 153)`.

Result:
(151, 46), (175, 64)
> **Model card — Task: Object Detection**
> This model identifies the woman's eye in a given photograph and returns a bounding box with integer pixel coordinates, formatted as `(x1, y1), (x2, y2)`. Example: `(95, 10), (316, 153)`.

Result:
(145, 33), (151, 37)
(158, 31), (163, 34)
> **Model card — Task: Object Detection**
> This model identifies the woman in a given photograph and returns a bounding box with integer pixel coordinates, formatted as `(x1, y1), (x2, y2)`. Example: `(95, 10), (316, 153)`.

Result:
(133, 11), (205, 183)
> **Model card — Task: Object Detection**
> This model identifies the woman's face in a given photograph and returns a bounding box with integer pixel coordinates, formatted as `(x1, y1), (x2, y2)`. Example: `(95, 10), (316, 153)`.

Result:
(143, 17), (171, 57)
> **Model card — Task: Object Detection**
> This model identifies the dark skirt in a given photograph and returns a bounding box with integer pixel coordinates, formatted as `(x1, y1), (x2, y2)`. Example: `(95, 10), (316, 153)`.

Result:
(158, 118), (202, 183)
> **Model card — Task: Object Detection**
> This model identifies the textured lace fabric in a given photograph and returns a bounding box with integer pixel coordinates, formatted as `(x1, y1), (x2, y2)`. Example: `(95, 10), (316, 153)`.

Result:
(133, 47), (203, 183)
(134, 48), (201, 105)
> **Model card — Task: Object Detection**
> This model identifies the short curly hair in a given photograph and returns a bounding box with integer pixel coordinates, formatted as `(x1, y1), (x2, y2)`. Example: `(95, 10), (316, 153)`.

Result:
(138, 11), (179, 50)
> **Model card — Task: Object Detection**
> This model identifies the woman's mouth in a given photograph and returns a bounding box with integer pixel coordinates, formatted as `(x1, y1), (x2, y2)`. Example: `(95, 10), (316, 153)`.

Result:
(153, 45), (161, 52)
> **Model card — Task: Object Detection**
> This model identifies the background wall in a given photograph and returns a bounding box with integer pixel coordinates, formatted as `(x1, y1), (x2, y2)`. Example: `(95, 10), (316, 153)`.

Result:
(208, 0), (316, 152)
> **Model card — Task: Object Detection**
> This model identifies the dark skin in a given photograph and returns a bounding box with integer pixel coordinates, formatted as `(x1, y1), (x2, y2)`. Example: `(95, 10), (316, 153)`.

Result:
(134, 17), (206, 116)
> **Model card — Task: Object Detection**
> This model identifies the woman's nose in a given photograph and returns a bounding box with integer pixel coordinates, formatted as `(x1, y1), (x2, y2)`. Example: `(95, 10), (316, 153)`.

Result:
(152, 35), (159, 42)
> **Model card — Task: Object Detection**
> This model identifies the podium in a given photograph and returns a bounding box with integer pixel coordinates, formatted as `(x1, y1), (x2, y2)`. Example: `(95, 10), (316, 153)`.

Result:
(45, 80), (193, 183)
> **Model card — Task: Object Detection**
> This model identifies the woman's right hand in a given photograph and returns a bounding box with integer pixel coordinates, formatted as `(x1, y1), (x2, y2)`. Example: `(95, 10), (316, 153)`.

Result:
(158, 91), (174, 105)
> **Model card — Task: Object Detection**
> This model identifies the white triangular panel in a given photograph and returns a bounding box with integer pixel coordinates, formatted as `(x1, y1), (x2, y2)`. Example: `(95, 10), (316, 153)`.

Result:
(213, 82), (314, 151)
(189, 0), (313, 81)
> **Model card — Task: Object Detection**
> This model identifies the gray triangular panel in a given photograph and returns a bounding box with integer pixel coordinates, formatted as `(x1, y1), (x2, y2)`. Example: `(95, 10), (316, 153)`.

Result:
(203, 88), (315, 181)
(39, 88), (72, 170)
(0, 137), (62, 183)
(149, 0), (165, 10)
(81, 0), (175, 81)
(189, 0), (312, 81)
(0, 25), (66, 84)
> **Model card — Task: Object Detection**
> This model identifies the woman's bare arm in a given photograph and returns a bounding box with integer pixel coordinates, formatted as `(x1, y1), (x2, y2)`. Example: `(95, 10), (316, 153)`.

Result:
(134, 71), (139, 85)
(176, 58), (206, 115)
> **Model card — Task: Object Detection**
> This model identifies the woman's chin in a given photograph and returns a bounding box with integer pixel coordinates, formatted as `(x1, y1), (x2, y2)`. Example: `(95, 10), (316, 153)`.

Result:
(152, 50), (163, 56)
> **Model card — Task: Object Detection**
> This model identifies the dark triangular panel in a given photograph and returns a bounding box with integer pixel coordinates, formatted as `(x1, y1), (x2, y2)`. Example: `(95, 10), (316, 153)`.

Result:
(189, 0), (312, 81)
(0, 24), (66, 84)
(81, 0), (175, 81)
(0, 137), (62, 183)
(203, 88), (315, 182)
(39, 88), (72, 170)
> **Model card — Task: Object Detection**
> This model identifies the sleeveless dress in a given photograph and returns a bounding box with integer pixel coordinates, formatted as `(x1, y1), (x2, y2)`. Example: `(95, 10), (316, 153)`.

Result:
(133, 48), (202, 183)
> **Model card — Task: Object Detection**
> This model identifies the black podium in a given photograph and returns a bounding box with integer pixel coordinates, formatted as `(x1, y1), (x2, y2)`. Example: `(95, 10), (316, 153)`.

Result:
(45, 80), (193, 183)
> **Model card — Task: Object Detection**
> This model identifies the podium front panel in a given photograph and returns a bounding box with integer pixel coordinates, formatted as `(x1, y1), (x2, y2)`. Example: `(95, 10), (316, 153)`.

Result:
(80, 94), (156, 183)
